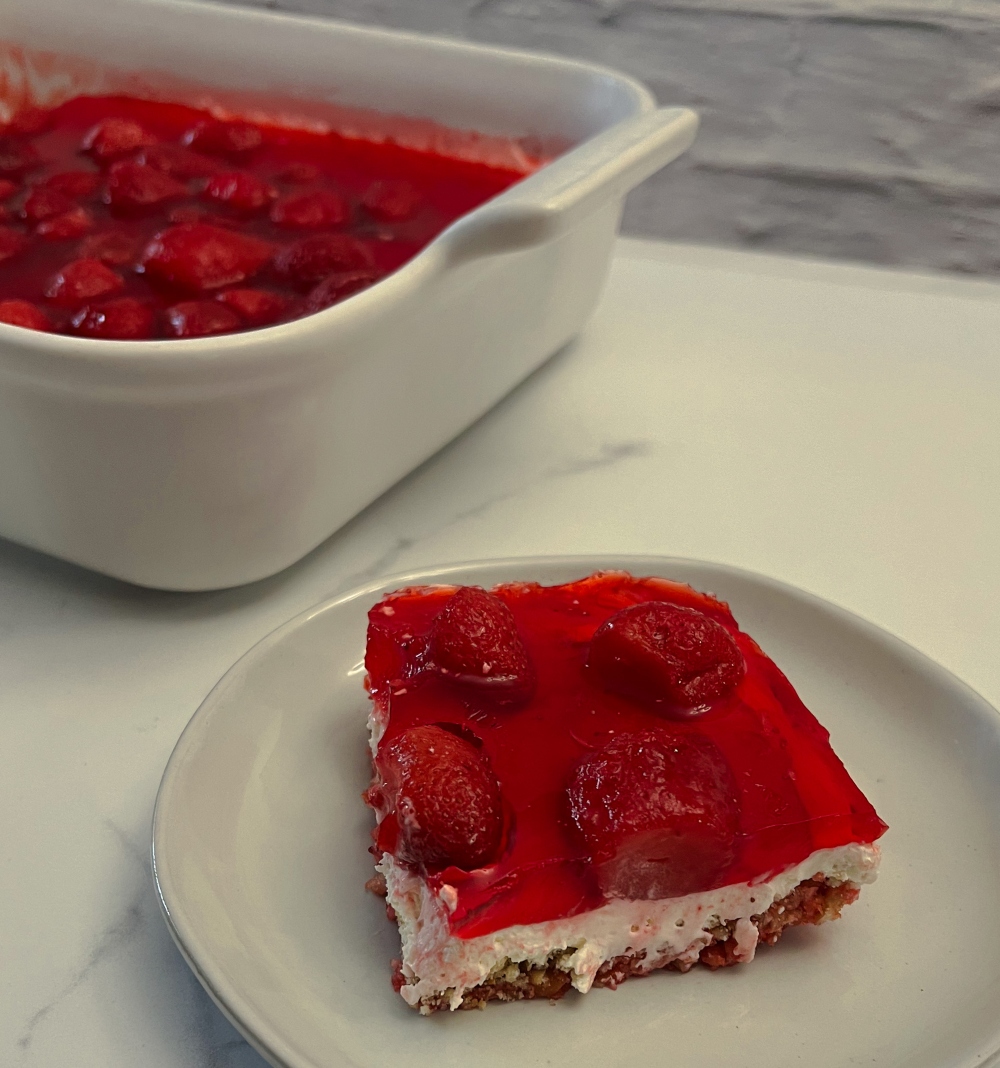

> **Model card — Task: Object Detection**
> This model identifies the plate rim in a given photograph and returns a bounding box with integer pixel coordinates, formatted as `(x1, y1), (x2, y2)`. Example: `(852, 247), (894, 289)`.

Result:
(151, 553), (1000, 1068)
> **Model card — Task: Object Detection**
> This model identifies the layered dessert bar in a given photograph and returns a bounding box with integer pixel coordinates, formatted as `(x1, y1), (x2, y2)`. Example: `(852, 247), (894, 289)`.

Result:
(363, 572), (887, 1013)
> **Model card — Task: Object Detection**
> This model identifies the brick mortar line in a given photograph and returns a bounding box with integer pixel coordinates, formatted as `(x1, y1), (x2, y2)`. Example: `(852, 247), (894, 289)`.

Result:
(688, 155), (1000, 204)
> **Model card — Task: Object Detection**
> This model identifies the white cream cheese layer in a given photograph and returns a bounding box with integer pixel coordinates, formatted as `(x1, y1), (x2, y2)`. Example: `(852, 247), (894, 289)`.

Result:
(380, 842), (880, 1011)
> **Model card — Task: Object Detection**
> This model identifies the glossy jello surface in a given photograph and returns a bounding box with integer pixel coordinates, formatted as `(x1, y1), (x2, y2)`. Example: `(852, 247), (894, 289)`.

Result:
(364, 573), (887, 939)
(0, 96), (530, 339)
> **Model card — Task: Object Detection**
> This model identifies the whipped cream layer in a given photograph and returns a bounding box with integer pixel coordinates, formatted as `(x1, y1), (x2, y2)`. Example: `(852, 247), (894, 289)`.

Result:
(381, 842), (880, 1012)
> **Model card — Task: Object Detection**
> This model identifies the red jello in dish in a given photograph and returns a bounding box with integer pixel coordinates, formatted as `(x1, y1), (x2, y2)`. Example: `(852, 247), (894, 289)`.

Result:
(363, 572), (887, 1013)
(0, 96), (530, 339)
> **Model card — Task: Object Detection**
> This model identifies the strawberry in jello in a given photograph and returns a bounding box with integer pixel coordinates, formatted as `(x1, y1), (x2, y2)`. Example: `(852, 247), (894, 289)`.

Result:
(305, 271), (382, 312)
(182, 119), (262, 157)
(164, 300), (242, 338)
(568, 729), (740, 898)
(273, 234), (375, 290)
(136, 143), (221, 180)
(362, 179), (422, 222)
(82, 117), (159, 163)
(587, 600), (746, 712)
(70, 297), (155, 340)
(0, 299), (51, 331)
(202, 172), (276, 215)
(0, 227), (29, 264)
(36, 208), (93, 241)
(23, 185), (95, 240)
(139, 224), (272, 293)
(367, 724), (505, 872)
(38, 171), (102, 198)
(22, 186), (75, 224)
(79, 230), (143, 268)
(45, 259), (124, 306)
(363, 572), (888, 1013)
(104, 161), (187, 214)
(425, 585), (534, 703)
(269, 189), (349, 229)
(215, 288), (290, 327)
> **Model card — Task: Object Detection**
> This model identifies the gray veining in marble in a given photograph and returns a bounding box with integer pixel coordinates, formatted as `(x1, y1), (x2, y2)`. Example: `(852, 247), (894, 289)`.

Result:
(210, 0), (1000, 275)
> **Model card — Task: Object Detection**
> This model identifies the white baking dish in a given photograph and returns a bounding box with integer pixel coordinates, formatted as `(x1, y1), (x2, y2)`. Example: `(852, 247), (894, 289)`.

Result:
(0, 0), (696, 590)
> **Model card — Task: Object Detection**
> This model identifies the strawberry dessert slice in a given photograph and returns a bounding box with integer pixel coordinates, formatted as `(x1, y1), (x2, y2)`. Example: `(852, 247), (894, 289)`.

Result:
(363, 572), (887, 1013)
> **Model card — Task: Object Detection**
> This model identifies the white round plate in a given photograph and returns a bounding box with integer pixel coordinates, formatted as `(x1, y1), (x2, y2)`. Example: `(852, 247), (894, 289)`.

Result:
(153, 556), (1000, 1068)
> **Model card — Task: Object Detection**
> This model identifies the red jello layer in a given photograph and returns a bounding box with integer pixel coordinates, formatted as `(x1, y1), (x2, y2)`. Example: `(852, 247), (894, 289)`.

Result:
(0, 96), (529, 339)
(365, 573), (887, 940)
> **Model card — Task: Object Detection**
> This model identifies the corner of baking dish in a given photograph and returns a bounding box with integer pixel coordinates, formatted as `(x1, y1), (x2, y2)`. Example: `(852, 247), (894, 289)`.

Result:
(0, 1), (687, 383)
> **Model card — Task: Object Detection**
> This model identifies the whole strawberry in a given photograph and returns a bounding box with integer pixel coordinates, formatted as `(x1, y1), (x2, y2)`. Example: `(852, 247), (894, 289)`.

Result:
(427, 586), (534, 703)
(273, 233), (374, 289)
(588, 600), (745, 712)
(139, 224), (272, 293)
(568, 729), (740, 899)
(367, 724), (504, 872)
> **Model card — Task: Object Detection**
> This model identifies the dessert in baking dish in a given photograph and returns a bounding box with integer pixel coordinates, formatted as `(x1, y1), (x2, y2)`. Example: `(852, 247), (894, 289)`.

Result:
(363, 572), (887, 1013)
(0, 96), (531, 339)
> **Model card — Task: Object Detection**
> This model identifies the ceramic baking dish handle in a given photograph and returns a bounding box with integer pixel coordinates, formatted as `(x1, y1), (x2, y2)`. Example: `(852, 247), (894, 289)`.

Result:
(442, 106), (698, 265)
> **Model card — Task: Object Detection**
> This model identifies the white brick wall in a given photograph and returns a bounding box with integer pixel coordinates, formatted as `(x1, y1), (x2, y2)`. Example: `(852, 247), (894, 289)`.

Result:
(220, 0), (1000, 273)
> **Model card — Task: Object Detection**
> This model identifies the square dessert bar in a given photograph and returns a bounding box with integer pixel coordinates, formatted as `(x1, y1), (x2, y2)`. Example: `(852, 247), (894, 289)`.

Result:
(363, 572), (887, 1013)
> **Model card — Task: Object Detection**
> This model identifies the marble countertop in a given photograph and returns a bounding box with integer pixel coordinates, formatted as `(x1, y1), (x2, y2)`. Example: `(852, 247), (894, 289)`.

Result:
(3, 237), (999, 1068)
